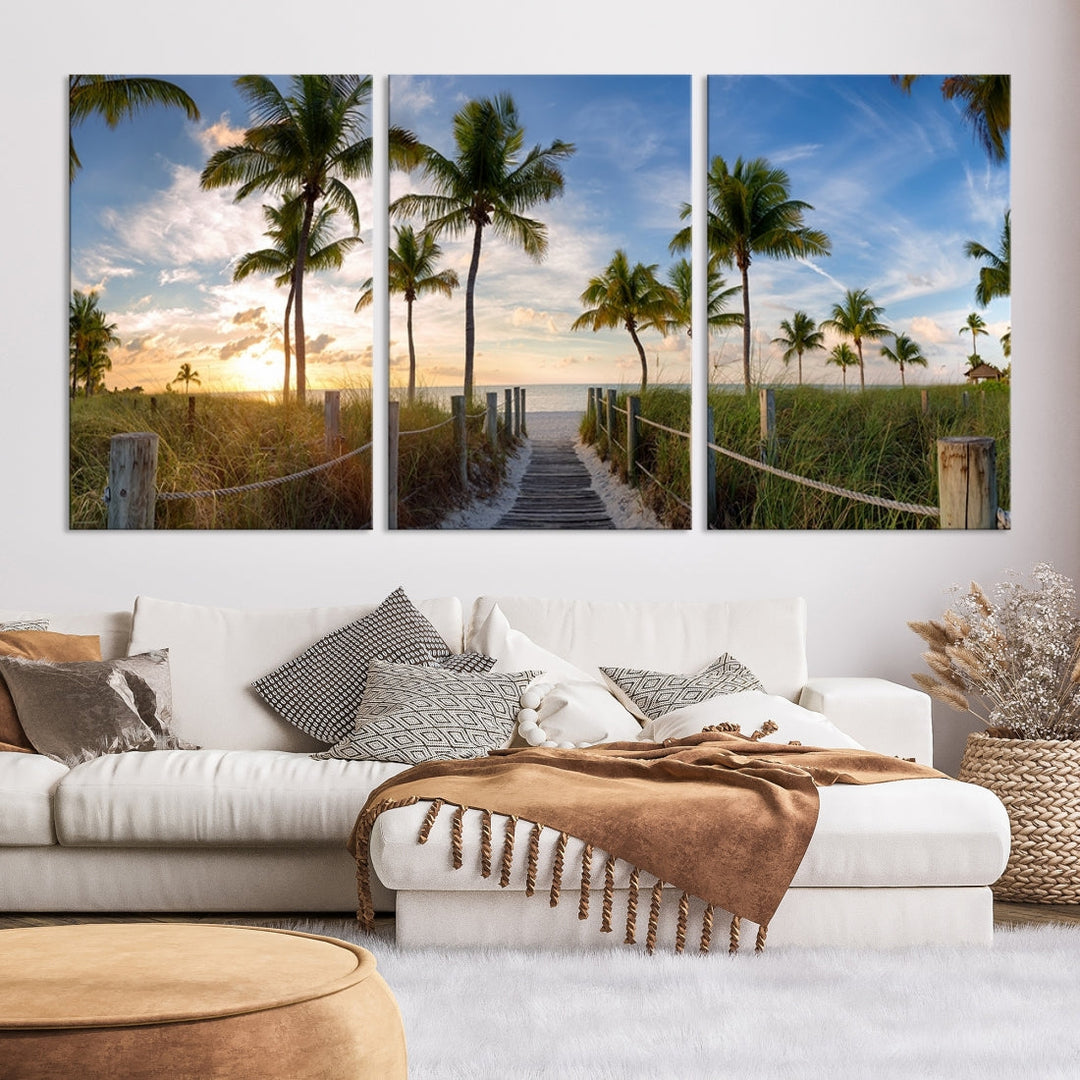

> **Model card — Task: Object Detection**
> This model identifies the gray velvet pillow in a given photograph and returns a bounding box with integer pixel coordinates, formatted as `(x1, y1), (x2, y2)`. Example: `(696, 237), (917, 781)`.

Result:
(312, 660), (538, 765)
(0, 649), (192, 766)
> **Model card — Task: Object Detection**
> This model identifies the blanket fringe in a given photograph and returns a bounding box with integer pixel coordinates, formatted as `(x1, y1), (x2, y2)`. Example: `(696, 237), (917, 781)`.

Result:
(729, 914), (741, 954)
(451, 804), (465, 869)
(480, 810), (493, 878)
(499, 815), (519, 888)
(756, 923), (768, 952)
(353, 795), (422, 932)
(700, 904), (714, 954)
(417, 799), (444, 844)
(750, 720), (779, 742)
(675, 891), (690, 953)
(646, 879), (664, 955)
(550, 831), (568, 908)
(601, 854), (616, 933)
(525, 822), (542, 897)
(625, 867), (640, 945)
(578, 844), (593, 920)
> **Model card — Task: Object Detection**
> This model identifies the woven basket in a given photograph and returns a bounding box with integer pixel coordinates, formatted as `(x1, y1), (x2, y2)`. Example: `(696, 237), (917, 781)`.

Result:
(958, 730), (1080, 903)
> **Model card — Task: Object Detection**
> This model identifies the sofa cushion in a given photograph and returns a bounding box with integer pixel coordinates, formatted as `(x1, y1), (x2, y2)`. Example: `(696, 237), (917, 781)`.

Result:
(0, 752), (68, 846)
(469, 596), (808, 701)
(126, 594), (463, 752)
(0, 611), (131, 662)
(53, 749), (408, 847)
(369, 777), (1011, 892)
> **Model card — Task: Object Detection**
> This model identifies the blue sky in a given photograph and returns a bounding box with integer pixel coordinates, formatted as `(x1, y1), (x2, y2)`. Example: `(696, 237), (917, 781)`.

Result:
(70, 75), (375, 393)
(388, 75), (692, 390)
(706, 75), (1010, 386)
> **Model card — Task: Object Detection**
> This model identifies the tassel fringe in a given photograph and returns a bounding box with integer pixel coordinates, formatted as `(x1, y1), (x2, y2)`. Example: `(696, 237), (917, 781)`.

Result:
(750, 720), (779, 742)
(451, 804), (465, 869)
(480, 810), (493, 878)
(646, 879), (664, 955)
(352, 795), (422, 932)
(601, 854), (616, 933)
(525, 822), (542, 897)
(578, 844), (593, 921)
(625, 867), (640, 945)
(700, 904), (714, 954)
(417, 799), (444, 844)
(550, 831), (568, 908)
(675, 891), (689, 953)
(500, 815), (518, 888)
(729, 914), (741, 954)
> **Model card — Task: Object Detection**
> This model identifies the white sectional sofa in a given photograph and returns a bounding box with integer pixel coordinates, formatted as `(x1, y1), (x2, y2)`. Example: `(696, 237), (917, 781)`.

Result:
(0, 593), (1010, 949)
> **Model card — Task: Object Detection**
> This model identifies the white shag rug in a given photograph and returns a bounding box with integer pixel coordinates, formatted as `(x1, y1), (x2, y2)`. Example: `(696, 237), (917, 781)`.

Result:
(241, 918), (1080, 1080)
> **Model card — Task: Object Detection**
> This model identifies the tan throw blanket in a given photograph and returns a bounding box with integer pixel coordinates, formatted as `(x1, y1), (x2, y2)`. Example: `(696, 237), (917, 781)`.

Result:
(348, 730), (945, 953)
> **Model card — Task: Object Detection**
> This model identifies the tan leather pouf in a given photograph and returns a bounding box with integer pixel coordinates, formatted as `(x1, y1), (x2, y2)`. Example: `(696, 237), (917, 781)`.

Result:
(0, 923), (406, 1080)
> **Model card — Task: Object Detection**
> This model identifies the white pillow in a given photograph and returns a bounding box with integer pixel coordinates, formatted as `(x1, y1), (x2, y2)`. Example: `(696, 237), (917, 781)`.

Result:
(470, 605), (641, 747)
(637, 692), (864, 750)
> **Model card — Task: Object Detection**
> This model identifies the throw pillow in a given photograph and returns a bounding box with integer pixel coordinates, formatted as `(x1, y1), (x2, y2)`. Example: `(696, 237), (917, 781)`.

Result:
(252, 587), (489, 746)
(637, 692), (865, 749)
(0, 620), (49, 632)
(313, 660), (538, 765)
(600, 655), (764, 722)
(0, 650), (190, 767)
(470, 605), (642, 746)
(0, 631), (102, 753)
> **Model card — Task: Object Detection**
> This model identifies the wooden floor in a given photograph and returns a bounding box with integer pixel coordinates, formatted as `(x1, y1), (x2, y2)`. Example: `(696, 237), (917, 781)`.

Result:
(494, 436), (615, 529)
(2, 904), (1076, 932)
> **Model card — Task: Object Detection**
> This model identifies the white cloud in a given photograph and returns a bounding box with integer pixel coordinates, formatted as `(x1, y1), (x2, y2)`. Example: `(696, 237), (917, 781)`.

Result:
(192, 113), (247, 154)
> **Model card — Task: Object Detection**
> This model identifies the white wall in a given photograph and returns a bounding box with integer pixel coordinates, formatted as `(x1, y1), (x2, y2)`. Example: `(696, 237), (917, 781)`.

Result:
(2, 0), (1077, 773)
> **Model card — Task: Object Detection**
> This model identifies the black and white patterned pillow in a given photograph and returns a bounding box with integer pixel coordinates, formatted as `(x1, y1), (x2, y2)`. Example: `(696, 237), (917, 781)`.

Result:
(0, 619), (49, 632)
(599, 654), (764, 722)
(251, 587), (493, 745)
(312, 660), (538, 765)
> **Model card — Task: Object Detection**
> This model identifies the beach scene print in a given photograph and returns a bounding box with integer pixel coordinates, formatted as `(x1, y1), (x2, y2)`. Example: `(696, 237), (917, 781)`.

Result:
(385, 75), (692, 529)
(702, 75), (1010, 529)
(69, 75), (376, 529)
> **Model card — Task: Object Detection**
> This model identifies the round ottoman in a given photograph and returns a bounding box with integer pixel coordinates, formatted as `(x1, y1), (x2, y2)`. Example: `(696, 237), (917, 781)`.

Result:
(0, 923), (406, 1079)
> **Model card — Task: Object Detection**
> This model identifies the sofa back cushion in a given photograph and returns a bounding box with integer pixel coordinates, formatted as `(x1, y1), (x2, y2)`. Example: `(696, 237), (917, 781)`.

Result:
(127, 596), (464, 751)
(467, 596), (808, 702)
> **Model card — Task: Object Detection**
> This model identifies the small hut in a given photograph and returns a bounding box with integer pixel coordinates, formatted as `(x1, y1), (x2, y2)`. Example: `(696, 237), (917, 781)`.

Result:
(965, 362), (1005, 384)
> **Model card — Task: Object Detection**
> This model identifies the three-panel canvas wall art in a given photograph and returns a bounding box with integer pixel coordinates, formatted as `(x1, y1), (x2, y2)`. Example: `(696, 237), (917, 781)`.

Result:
(69, 74), (1010, 532)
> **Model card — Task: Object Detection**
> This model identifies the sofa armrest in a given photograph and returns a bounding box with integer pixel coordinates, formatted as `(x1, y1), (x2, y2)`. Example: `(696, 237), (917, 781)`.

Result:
(798, 677), (934, 766)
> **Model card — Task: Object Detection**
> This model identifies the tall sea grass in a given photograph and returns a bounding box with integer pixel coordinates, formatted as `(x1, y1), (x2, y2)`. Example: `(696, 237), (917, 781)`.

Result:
(70, 391), (373, 529)
(708, 383), (1010, 529)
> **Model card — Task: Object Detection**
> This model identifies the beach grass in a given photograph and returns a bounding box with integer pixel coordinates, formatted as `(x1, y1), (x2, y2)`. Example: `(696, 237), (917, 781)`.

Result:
(69, 391), (373, 529)
(580, 386), (692, 529)
(708, 383), (1010, 529)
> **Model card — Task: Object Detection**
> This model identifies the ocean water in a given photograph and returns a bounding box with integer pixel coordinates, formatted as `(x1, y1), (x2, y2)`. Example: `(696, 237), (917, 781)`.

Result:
(421, 383), (688, 412)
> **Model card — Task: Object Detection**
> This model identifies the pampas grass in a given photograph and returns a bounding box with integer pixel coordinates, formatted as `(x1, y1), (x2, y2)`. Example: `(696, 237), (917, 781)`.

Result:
(241, 917), (1080, 1080)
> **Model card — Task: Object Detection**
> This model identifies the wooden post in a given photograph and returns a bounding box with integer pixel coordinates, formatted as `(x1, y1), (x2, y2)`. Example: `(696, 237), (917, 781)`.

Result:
(323, 389), (341, 454)
(962, 391), (970, 410)
(107, 433), (158, 530)
(587, 387), (595, 417)
(388, 400), (400, 530)
(520, 388), (527, 437)
(149, 396), (157, 414)
(504, 388), (513, 442)
(707, 405), (718, 528)
(452, 394), (468, 488)
(485, 392), (498, 446)
(513, 387), (521, 437)
(186, 395), (196, 433)
(606, 388), (617, 456)
(921, 389), (930, 416)
(627, 395), (641, 486)
(937, 436), (997, 529)
(759, 387), (776, 464)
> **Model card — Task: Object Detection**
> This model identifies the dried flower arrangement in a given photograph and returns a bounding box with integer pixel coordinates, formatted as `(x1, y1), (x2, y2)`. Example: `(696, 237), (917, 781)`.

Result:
(910, 563), (1080, 741)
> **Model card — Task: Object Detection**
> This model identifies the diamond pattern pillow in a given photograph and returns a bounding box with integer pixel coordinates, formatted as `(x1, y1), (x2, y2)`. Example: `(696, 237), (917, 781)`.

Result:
(312, 660), (538, 765)
(599, 654), (764, 722)
(251, 587), (492, 745)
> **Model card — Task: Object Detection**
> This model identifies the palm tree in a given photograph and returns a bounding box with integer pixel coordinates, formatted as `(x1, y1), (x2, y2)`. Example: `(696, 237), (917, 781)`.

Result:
(174, 363), (201, 393)
(666, 256), (742, 339)
(826, 342), (859, 390)
(959, 312), (988, 360)
(671, 155), (830, 392)
(1001, 329), (1011, 358)
(233, 200), (360, 403)
(201, 75), (419, 404)
(965, 210), (1010, 306)
(70, 75), (200, 182)
(879, 333), (928, 388)
(892, 75), (1010, 164)
(69, 290), (119, 397)
(772, 311), (825, 387)
(571, 250), (679, 392)
(391, 94), (574, 399)
(356, 226), (459, 404)
(821, 288), (889, 391)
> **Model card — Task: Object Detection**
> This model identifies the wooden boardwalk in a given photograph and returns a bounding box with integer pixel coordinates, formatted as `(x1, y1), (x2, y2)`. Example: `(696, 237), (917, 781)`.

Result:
(494, 428), (615, 530)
